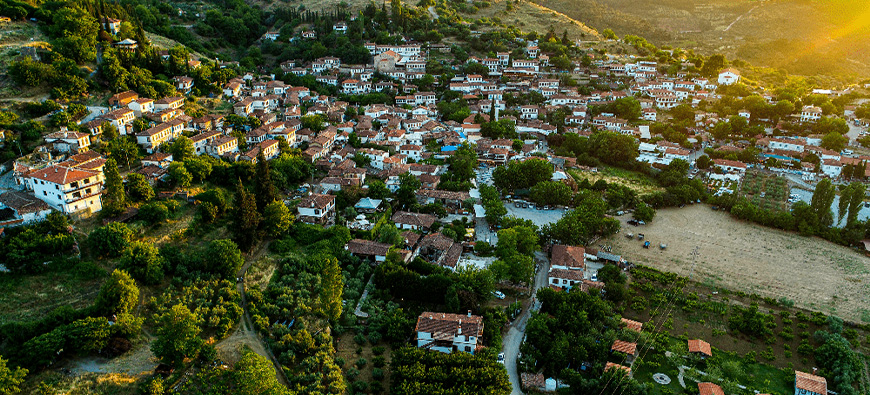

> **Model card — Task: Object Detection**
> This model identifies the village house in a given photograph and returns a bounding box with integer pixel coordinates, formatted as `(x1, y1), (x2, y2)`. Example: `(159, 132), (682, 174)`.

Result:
(717, 68), (740, 85)
(128, 98), (154, 116)
(109, 90), (139, 107)
(0, 190), (54, 227)
(205, 136), (239, 158)
(392, 210), (436, 231)
(415, 311), (483, 354)
(794, 370), (827, 395)
(688, 339), (712, 359)
(345, 239), (392, 263)
(297, 193), (336, 225)
(25, 164), (104, 214)
(610, 340), (638, 364)
(44, 131), (90, 153)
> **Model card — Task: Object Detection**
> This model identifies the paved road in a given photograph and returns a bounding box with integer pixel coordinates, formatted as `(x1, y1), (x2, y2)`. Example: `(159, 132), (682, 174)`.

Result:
(502, 251), (550, 395)
(427, 6), (439, 20)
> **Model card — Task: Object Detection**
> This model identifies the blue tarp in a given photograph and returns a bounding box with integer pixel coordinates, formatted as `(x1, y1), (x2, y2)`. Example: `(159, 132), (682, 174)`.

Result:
(442, 145), (458, 152)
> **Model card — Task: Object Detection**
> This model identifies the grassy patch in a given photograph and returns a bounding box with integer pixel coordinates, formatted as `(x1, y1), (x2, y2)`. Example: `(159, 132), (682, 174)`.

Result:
(0, 266), (105, 324)
(568, 166), (664, 197)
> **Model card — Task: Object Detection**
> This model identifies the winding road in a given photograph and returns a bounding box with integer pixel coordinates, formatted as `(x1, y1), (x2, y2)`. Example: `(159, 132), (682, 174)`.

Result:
(502, 251), (550, 395)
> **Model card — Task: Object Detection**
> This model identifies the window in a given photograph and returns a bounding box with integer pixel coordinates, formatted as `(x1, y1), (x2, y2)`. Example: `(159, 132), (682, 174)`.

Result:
(465, 346), (471, 352)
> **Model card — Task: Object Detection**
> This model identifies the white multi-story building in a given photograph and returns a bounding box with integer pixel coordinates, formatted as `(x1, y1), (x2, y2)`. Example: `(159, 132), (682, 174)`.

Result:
(800, 105), (823, 123)
(415, 312), (483, 354)
(26, 165), (103, 214)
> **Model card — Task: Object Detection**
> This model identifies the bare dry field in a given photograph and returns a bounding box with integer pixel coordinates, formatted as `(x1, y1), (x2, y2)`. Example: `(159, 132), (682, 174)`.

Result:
(605, 204), (870, 322)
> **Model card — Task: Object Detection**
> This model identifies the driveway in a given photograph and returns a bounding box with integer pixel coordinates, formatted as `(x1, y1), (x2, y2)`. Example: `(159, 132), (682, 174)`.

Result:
(502, 251), (550, 395)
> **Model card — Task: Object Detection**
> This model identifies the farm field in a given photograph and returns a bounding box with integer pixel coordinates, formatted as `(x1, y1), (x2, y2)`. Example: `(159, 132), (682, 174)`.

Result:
(605, 204), (870, 323)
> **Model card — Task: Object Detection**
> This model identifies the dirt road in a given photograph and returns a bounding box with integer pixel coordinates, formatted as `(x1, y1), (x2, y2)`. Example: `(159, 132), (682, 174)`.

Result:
(502, 251), (550, 395)
(606, 205), (870, 322)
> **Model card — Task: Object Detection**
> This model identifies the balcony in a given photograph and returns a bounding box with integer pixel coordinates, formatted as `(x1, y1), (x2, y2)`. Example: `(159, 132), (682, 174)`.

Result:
(62, 179), (102, 193)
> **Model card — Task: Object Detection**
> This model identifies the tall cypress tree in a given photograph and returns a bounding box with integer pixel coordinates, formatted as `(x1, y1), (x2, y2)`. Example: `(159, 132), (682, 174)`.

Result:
(254, 152), (277, 212)
(103, 158), (127, 215)
(231, 180), (261, 251)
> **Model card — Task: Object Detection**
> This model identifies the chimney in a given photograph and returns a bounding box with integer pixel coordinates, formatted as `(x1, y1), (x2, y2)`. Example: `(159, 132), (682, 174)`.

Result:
(812, 367), (818, 375)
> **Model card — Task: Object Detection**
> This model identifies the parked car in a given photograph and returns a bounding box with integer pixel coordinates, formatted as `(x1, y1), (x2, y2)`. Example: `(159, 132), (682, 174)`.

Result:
(643, 241), (651, 248)
(493, 291), (506, 300)
(497, 353), (505, 364)
(590, 274), (598, 282)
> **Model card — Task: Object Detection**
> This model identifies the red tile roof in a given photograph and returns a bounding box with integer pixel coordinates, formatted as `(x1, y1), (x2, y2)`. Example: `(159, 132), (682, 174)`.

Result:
(605, 362), (631, 374)
(795, 371), (827, 394)
(29, 165), (98, 185)
(688, 339), (712, 356)
(611, 340), (637, 355)
(621, 318), (643, 332)
(698, 382), (725, 395)
(415, 312), (483, 338)
(551, 244), (585, 270)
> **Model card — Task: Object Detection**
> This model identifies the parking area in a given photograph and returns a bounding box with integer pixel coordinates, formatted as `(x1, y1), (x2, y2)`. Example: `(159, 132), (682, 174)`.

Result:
(504, 202), (567, 228)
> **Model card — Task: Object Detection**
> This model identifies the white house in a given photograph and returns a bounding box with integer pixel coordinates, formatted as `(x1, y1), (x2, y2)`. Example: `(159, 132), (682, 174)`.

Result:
(717, 68), (740, 85)
(415, 311), (483, 354)
(800, 106), (823, 123)
(26, 165), (103, 214)
(713, 159), (747, 174)
(392, 210), (436, 231)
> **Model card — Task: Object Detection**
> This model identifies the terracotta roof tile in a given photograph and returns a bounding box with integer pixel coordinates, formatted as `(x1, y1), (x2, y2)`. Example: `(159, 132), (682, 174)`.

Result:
(611, 340), (637, 355)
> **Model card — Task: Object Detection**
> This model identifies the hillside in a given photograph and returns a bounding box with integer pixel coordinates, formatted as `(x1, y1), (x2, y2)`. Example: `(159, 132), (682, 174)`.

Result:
(463, 0), (600, 41)
(529, 0), (870, 82)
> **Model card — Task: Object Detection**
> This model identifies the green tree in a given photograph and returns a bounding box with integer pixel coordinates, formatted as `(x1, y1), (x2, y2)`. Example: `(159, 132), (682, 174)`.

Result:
(94, 269), (139, 315)
(107, 136), (141, 168)
(168, 135), (194, 162)
(701, 54), (726, 78)
(184, 156), (214, 182)
(151, 304), (204, 367)
(204, 239), (244, 279)
(263, 201), (293, 237)
(0, 355), (27, 395)
(545, 194), (619, 245)
(102, 159), (127, 215)
(821, 131), (848, 152)
(231, 182), (261, 251)
(169, 162), (192, 189)
(120, 241), (164, 285)
(529, 181), (572, 206)
(126, 173), (154, 202)
(88, 222), (133, 257)
(496, 226), (539, 258)
(634, 201), (656, 222)
(602, 29), (617, 39)
(254, 152), (277, 211)
(396, 172), (421, 210)
(696, 155), (712, 169)
(321, 257), (343, 322)
(233, 348), (291, 395)
(810, 178), (836, 227)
